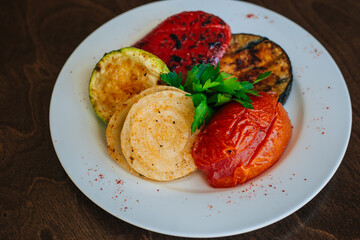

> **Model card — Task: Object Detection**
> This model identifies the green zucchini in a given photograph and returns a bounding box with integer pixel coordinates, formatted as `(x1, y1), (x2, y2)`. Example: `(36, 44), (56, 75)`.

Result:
(89, 47), (169, 123)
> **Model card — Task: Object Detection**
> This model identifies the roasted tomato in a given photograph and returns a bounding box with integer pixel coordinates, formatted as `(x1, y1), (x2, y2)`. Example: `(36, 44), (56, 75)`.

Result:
(192, 93), (292, 188)
(134, 11), (232, 79)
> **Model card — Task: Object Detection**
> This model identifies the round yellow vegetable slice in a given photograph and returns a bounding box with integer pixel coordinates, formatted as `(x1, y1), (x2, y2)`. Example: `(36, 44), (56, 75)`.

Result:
(89, 47), (169, 123)
(106, 86), (184, 177)
(121, 90), (199, 181)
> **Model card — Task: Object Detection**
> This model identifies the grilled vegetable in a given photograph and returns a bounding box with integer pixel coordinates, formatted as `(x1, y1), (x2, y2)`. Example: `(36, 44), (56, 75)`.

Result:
(219, 34), (293, 104)
(89, 47), (169, 123)
(192, 92), (292, 188)
(106, 86), (185, 178)
(225, 33), (265, 55)
(161, 63), (272, 133)
(120, 89), (199, 181)
(134, 11), (232, 80)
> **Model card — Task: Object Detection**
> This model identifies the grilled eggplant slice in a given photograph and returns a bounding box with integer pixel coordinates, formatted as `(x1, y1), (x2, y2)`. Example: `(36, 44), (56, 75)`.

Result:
(225, 33), (265, 55)
(219, 33), (293, 104)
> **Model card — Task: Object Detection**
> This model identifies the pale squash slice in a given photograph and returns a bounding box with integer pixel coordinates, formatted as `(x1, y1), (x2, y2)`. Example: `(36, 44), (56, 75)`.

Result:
(120, 89), (199, 181)
(106, 86), (184, 178)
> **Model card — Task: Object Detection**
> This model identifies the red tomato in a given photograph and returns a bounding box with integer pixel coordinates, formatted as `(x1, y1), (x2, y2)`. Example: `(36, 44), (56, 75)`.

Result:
(192, 93), (292, 188)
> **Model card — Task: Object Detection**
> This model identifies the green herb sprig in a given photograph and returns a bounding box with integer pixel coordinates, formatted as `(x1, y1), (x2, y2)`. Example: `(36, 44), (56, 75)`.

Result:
(160, 63), (271, 134)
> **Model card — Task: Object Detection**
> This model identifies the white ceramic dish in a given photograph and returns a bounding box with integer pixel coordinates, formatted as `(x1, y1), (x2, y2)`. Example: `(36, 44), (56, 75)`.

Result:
(50, 0), (352, 237)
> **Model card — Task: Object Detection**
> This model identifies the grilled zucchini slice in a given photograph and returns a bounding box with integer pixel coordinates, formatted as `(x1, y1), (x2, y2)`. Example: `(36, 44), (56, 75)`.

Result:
(89, 47), (169, 123)
(219, 34), (293, 104)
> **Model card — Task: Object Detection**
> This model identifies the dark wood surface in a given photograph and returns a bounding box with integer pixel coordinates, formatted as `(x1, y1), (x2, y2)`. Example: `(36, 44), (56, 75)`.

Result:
(1, 0), (359, 239)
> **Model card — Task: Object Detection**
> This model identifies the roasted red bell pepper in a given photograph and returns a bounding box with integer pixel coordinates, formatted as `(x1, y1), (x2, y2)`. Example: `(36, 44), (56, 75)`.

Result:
(134, 11), (232, 78)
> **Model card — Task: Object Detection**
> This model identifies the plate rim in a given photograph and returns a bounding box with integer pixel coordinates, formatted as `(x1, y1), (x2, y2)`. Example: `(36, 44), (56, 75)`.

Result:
(49, 0), (352, 237)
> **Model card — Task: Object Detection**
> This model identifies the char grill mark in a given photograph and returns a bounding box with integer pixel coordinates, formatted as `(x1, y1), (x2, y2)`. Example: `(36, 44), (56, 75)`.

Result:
(208, 41), (222, 49)
(134, 11), (232, 79)
(201, 15), (212, 27)
(169, 55), (183, 71)
(219, 34), (293, 104)
(169, 33), (182, 50)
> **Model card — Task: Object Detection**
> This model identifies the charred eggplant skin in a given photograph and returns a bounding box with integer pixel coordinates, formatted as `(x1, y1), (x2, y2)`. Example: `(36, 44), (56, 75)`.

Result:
(278, 72), (293, 104)
(225, 33), (266, 54)
(220, 33), (293, 104)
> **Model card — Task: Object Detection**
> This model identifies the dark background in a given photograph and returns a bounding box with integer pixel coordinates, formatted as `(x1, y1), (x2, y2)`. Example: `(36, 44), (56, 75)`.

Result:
(0, 0), (359, 239)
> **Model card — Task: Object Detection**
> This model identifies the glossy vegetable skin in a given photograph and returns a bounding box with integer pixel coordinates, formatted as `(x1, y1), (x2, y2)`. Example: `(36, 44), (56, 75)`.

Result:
(192, 93), (292, 188)
(134, 11), (232, 78)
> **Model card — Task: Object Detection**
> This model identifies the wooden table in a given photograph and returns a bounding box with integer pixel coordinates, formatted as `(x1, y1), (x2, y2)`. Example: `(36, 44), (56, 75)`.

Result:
(1, 0), (359, 239)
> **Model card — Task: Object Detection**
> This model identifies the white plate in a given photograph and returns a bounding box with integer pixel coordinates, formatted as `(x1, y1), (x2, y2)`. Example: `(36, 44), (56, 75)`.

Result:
(50, 0), (352, 237)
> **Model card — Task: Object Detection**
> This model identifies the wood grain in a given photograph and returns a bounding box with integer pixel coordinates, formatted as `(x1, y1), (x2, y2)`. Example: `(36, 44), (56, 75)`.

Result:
(0, 0), (359, 239)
